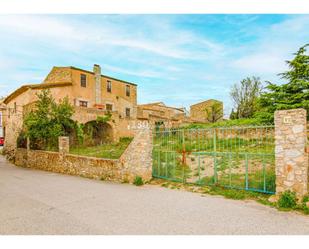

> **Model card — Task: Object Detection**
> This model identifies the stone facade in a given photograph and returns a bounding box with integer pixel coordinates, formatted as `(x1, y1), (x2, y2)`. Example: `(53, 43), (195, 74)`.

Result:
(43, 67), (72, 83)
(190, 99), (223, 123)
(14, 128), (153, 183)
(2, 64), (137, 153)
(137, 102), (189, 129)
(275, 108), (308, 198)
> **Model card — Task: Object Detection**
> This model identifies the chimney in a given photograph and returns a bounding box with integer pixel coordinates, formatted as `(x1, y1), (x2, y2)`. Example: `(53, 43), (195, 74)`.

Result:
(93, 64), (102, 105)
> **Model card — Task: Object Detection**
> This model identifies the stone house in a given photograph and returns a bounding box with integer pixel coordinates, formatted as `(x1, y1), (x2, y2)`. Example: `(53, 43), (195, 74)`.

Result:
(190, 99), (223, 123)
(137, 102), (190, 130)
(2, 64), (137, 153)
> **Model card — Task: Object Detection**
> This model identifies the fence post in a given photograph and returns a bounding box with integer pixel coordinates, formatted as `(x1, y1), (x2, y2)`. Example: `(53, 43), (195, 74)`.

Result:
(213, 128), (217, 184)
(58, 136), (69, 154)
(274, 108), (308, 198)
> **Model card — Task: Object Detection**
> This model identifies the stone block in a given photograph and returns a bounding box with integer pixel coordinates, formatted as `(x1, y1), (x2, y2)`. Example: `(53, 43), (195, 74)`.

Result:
(268, 195), (279, 203)
(58, 136), (69, 154)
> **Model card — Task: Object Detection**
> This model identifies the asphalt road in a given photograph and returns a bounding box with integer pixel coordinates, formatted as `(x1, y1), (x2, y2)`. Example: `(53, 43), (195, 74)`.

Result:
(1, 155), (309, 235)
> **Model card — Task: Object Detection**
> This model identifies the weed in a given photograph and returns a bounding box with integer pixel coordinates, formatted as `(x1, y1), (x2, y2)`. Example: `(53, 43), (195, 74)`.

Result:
(301, 195), (309, 214)
(278, 190), (297, 209)
(133, 176), (144, 186)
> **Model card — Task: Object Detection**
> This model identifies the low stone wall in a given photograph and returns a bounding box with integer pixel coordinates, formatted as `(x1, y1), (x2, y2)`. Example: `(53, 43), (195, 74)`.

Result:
(14, 149), (121, 181)
(14, 128), (153, 183)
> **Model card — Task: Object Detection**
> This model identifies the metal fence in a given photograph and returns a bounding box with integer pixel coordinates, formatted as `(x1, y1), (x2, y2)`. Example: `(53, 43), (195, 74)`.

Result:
(152, 126), (275, 194)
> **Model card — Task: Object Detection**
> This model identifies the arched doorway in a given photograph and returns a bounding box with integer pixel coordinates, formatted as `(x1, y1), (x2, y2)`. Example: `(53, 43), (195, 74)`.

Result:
(83, 120), (114, 146)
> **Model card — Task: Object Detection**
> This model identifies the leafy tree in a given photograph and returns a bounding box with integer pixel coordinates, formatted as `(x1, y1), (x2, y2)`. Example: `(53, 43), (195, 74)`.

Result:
(205, 102), (223, 123)
(24, 89), (74, 150)
(259, 44), (309, 122)
(230, 76), (262, 119)
(229, 108), (238, 120)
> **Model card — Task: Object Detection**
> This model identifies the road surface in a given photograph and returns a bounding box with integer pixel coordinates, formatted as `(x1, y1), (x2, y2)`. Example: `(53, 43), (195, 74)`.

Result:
(1, 155), (309, 235)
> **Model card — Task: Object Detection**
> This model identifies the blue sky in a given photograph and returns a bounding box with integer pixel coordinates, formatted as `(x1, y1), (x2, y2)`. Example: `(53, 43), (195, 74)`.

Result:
(0, 14), (308, 116)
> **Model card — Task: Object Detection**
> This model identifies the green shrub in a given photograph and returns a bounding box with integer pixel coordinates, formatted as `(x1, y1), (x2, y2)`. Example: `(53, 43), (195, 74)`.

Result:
(278, 190), (297, 209)
(119, 137), (133, 143)
(302, 195), (309, 214)
(17, 131), (27, 148)
(133, 176), (144, 186)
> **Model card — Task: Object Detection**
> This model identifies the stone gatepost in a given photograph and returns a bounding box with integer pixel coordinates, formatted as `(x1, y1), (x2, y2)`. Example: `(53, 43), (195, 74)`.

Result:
(58, 136), (69, 154)
(275, 108), (308, 198)
(119, 120), (153, 182)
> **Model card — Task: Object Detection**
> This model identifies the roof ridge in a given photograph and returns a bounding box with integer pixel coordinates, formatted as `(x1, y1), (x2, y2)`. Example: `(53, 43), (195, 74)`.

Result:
(69, 66), (137, 86)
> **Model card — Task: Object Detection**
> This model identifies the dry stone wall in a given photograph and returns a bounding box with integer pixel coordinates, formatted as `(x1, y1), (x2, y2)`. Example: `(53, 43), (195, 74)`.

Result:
(14, 128), (153, 183)
(15, 149), (121, 181)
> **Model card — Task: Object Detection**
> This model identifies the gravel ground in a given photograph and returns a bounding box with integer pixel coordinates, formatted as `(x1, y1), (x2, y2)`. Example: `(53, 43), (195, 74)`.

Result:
(1, 155), (309, 235)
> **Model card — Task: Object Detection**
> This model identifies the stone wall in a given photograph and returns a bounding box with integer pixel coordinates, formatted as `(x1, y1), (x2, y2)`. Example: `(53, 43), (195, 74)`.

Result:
(119, 127), (153, 181)
(15, 149), (121, 181)
(43, 67), (72, 83)
(275, 108), (308, 197)
(14, 128), (153, 183)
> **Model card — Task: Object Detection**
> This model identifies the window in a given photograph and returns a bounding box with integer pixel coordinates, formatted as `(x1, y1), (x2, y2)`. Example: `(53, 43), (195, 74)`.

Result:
(79, 100), (88, 107)
(107, 80), (112, 93)
(106, 104), (113, 111)
(126, 85), (130, 97)
(125, 108), (130, 118)
(14, 102), (17, 113)
(80, 74), (87, 87)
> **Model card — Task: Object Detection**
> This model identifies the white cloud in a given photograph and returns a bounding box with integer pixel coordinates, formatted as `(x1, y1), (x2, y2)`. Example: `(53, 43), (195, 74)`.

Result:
(0, 15), (222, 60)
(232, 52), (287, 74)
(230, 15), (309, 76)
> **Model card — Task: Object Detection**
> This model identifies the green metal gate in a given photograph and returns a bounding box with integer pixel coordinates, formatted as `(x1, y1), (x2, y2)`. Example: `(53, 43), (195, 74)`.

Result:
(152, 126), (275, 194)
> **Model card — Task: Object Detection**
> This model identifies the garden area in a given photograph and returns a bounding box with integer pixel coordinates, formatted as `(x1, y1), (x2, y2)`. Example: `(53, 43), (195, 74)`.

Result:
(17, 89), (133, 159)
(152, 129), (276, 194)
(152, 125), (275, 192)
(69, 137), (132, 159)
